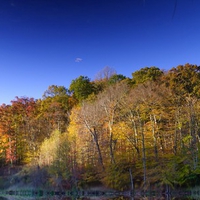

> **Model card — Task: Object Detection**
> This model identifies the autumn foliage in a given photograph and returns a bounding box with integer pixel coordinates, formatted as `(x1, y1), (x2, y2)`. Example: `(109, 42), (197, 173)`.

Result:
(1, 64), (200, 190)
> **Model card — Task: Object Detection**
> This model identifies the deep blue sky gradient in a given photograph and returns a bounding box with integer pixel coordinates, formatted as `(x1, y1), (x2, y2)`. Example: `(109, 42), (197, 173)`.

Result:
(0, 0), (200, 104)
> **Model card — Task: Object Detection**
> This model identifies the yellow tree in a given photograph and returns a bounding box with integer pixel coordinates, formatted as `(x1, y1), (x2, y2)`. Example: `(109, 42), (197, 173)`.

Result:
(79, 100), (105, 170)
(97, 81), (129, 164)
(67, 105), (104, 187)
(39, 129), (71, 188)
(120, 81), (175, 188)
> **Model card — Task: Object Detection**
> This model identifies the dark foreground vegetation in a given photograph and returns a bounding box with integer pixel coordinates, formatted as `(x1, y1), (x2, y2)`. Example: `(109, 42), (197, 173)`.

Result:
(1, 64), (200, 192)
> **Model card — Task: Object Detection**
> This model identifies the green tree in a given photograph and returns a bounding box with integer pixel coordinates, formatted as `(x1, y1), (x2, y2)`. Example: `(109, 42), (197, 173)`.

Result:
(164, 63), (200, 97)
(41, 85), (74, 133)
(69, 76), (95, 102)
(108, 74), (127, 85)
(132, 66), (163, 85)
(43, 85), (70, 98)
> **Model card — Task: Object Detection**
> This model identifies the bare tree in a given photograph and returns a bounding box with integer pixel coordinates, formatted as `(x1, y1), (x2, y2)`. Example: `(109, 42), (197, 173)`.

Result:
(97, 81), (129, 164)
(78, 100), (105, 170)
(95, 66), (116, 81)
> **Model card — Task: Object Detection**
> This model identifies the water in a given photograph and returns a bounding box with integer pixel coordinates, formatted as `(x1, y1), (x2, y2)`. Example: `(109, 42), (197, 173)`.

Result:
(0, 198), (196, 200)
(0, 194), (198, 200)
(0, 189), (199, 200)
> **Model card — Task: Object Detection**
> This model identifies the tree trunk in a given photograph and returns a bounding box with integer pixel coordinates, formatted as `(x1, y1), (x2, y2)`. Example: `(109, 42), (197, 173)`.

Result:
(108, 123), (115, 164)
(137, 112), (146, 188)
(93, 130), (104, 170)
(130, 111), (140, 158)
(129, 168), (134, 192)
(150, 114), (158, 161)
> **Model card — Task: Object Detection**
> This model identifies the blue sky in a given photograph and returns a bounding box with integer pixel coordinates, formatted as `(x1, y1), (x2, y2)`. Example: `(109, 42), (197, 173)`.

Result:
(0, 0), (200, 104)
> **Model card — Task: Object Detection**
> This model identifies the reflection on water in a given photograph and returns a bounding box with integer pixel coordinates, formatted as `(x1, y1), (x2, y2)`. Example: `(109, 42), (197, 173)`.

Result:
(0, 197), (7, 200)
(0, 196), (197, 200)
(0, 189), (198, 200)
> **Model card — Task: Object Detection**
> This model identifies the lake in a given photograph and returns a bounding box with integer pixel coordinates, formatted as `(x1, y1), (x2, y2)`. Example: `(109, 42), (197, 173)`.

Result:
(0, 191), (198, 200)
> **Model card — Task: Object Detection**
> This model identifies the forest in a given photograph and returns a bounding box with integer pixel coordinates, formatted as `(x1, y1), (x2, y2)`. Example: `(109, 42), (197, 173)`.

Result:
(1, 63), (200, 191)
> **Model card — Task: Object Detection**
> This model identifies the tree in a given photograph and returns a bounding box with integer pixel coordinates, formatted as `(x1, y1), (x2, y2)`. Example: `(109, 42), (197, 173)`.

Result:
(0, 97), (40, 165)
(67, 105), (102, 186)
(0, 104), (15, 166)
(121, 81), (175, 188)
(108, 74), (127, 85)
(43, 85), (70, 99)
(41, 85), (74, 134)
(163, 63), (200, 98)
(39, 130), (72, 189)
(69, 76), (95, 102)
(95, 66), (116, 81)
(163, 63), (200, 157)
(79, 101), (105, 170)
(97, 81), (129, 164)
(10, 97), (39, 164)
(132, 66), (163, 85)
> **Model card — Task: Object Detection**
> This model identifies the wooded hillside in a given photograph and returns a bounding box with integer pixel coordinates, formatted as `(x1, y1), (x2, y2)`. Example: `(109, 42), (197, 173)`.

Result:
(1, 63), (200, 190)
